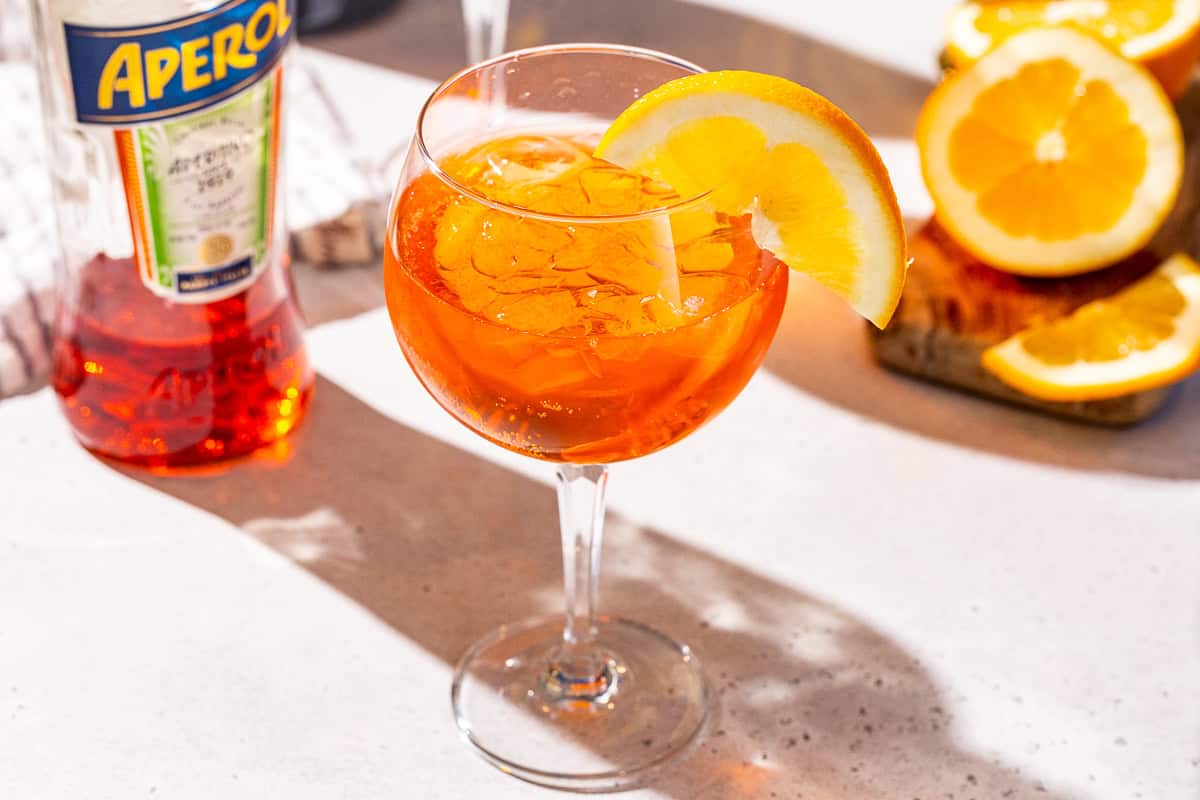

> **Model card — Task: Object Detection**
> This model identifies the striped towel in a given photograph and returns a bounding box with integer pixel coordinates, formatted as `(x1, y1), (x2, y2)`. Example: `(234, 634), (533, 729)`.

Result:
(0, 46), (378, 399)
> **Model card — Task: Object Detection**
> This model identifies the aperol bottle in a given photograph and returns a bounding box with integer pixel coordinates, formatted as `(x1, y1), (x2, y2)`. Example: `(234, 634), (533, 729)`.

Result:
(31, 0), (313, 466)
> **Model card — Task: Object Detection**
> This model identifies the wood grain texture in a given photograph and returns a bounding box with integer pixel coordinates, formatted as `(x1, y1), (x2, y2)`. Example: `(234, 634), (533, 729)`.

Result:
(871, 221), (1170, 424)
(871, 83), (1200, 426)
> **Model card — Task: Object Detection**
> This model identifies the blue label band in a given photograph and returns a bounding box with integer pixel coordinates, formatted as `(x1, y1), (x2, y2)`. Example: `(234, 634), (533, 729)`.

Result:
(64, 0), (294, 125)
(177, 256), (255, 293)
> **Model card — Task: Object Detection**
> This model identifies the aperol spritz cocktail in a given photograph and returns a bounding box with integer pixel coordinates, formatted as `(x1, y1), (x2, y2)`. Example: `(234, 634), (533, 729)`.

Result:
(384, 133), (787, 463)
(382, 45), (802, 792)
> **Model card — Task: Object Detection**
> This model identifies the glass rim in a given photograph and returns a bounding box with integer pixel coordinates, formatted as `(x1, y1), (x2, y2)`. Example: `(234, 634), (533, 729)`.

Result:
(413, 43), (712, 224)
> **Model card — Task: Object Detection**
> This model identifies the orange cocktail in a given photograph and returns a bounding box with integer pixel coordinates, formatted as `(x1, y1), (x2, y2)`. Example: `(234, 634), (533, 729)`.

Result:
(375, 42), (915, 791)
(384, 133), (787, 462)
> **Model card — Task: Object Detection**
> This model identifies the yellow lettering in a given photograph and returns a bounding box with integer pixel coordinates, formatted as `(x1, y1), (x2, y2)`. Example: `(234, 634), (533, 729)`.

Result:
(97, 43), (145, 110)
(212, 23), (256, 80)
(245, 3), (278, 52)
(143, 47), (180, 100)
(276, 0), (293, 38)
(180, 37), (212, 91)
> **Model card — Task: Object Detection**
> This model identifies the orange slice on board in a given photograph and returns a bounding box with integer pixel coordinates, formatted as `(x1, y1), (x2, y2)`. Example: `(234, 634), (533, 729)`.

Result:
(983, 253), (1200, 400)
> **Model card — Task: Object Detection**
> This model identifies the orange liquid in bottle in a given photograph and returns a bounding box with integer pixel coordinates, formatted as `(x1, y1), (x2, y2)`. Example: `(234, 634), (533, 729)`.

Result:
(53, 254), (313, 467)
(384, 133), (787, 462)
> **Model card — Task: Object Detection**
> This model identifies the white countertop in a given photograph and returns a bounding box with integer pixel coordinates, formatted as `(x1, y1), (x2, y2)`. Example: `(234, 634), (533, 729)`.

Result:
(3, 1), (1198, 798)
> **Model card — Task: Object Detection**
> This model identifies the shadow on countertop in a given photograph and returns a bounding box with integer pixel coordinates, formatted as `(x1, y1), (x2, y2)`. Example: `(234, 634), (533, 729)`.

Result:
(764, 272), (1200, 482)
(115, 374), (1075, 799)
(304, 0), (932, 140)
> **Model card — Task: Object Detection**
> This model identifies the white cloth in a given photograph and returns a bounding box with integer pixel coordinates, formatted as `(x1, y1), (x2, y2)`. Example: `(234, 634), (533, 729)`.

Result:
(0, 63), (56, 398)
(0, 52), (375, 398)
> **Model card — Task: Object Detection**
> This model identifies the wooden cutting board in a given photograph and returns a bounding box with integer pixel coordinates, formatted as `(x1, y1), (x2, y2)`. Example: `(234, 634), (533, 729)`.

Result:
(870, 83), (1200, 425)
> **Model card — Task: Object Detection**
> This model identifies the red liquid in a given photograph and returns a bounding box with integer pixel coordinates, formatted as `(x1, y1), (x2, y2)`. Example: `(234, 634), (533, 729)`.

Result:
(52, 255), (314, 467)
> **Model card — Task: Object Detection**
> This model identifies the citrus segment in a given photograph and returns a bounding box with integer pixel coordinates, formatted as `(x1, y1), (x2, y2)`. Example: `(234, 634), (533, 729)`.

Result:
(982, 253), (1200, 401)
(919, 28), (1183, 276)
(946, 0), (1200, 97)
(596, 71), (907, 327)
(628, 116), (766, 214)
(753, 144), (863, 298)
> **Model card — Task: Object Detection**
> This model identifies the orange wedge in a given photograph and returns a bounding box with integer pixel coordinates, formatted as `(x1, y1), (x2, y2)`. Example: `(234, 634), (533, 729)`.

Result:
(983, 253), (1200, 401)
(918, 28), (1184, 277)
(595, 71), (908, 328)
(945, 0), (1200, 97)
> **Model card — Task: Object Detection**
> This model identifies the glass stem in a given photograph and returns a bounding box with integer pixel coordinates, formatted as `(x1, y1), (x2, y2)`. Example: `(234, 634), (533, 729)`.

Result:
(462, 0), (510, 65)
(548, 463), (612, 699)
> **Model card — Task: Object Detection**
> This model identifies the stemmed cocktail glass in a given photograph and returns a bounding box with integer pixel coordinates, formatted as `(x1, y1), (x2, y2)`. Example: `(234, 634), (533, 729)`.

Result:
(383, 44), (789, 790)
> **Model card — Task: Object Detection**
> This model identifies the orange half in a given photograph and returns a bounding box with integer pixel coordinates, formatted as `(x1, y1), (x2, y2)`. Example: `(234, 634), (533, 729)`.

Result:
(945, 0), (1200, 97)
(919, 27), (1183, 277)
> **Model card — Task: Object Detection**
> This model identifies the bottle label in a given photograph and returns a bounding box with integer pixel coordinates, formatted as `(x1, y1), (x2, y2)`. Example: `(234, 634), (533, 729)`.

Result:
(63, 0), (293, 126)
(61, 0), (294, 302)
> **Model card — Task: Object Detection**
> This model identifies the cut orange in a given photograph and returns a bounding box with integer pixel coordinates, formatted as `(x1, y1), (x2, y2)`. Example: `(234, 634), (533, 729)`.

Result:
(918, 28), (1184, 277)
(982, 253), (1200, 401)
(595, 71), (908, 328)
(945, 0), (1200, 97)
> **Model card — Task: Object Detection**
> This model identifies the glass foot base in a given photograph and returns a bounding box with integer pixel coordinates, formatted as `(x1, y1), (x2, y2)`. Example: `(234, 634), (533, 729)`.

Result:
(450, 615), (710, 792)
